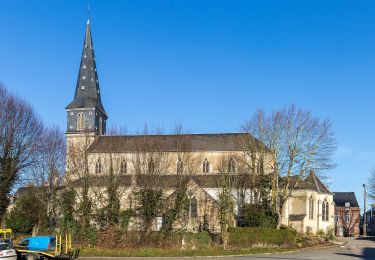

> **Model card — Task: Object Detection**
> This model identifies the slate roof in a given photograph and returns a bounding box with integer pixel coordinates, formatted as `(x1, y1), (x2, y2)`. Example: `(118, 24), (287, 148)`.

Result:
(333, 192), (359, 208)
(87, 133), (264, 153)
(281, 170), (331, 194)
(66, 19), (107, 117)
(298, 171), (331, 193)
(70, 174), (254, 189)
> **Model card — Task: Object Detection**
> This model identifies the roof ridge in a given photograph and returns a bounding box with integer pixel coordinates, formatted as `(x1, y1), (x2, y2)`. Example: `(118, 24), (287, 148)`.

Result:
(100, 132), (249, 138)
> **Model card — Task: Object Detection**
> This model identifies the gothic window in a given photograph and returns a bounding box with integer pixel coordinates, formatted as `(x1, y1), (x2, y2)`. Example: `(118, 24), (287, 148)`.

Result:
(120, 160), (127, 174)
(322, 200), (329, 222)
(95, 159), (102, 174)
(148, 158), (155, 174)
(228, 158), (236, 173)
(77, 112), (85, 130)
(190, 197), (198, 218)
(177, 157), (183, 174)
(309, 196), (314, 220)
(203, 159), (210, 173)
(128, 194), (133, 209)
(99, 117), (103, 134)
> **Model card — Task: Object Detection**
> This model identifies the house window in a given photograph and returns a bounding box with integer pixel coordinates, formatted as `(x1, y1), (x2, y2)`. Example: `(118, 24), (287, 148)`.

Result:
(322, 200), (329, 222)
(309, 196), (314, 220)
(334, 215), (339, 222)
(345, 215), (350, 223)
(190, 197), (198, 218)
(203, 159), (210, 173)
(120, 160), (127, 174)
(95, 159), (102, 174)
(228, 158), (236, 173)
(177, 157), (183, 174)
(77, 112), (85, 130)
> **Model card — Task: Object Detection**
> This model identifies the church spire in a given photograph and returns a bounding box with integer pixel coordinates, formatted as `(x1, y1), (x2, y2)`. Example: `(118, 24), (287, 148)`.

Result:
(66, 19), (106, 117)
(66, 20), (107, 136)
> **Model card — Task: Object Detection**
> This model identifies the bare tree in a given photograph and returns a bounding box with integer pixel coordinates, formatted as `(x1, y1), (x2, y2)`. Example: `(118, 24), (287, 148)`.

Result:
(65, 131), (96, 228)
(95, 126), (128, 228)
(0, 84), (44, 223)
(32, 126), (66, 227)
(130, 127), (173, 235)
(368, 169), (375, 201)
(242, 105), (337, 228)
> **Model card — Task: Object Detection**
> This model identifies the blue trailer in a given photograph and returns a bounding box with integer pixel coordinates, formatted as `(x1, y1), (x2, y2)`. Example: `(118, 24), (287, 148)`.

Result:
(15, 234), (79, 260)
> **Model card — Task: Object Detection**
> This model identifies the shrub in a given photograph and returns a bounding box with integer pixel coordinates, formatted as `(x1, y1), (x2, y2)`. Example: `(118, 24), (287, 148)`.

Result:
(183, 232), (211, 250)
(237, 204), (278, 228)
(228, 227), (296, 249)
(5, 191), (47, 234)
(305, 226), (312, 236)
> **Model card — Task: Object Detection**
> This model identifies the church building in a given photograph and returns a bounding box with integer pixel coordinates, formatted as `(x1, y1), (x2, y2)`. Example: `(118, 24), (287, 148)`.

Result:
(64, 20), (334, 234)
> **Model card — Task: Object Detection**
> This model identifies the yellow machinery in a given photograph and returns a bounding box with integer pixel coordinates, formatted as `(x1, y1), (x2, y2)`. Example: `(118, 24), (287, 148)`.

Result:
(0, 228), (13, 243)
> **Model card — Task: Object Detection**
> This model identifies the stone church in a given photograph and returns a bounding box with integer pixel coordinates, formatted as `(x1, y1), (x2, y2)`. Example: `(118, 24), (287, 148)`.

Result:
(64, 20), (334, 234)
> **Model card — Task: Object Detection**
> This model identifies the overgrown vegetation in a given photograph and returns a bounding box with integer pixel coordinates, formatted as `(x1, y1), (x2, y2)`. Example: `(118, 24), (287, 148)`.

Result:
(228, 227), (296, 248)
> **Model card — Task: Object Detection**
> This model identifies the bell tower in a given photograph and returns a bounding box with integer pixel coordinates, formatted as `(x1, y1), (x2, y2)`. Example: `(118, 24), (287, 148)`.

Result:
(66, 19), (107, 137)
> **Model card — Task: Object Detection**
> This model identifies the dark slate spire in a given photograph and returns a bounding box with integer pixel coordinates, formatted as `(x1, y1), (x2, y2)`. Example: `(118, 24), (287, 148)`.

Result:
(66, 19), (107, 117)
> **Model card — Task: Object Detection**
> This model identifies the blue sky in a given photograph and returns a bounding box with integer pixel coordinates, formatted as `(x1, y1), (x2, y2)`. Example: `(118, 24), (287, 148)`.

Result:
(0, 1), (374, 209)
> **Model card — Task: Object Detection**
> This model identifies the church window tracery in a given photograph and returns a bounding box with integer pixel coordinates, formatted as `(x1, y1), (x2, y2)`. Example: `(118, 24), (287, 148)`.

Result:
(309, 196), (314, 220)
(322, 199), (329, 222)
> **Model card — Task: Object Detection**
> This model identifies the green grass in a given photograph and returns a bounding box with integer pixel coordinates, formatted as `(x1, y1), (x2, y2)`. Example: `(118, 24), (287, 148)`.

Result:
(80, 247), (295, 257)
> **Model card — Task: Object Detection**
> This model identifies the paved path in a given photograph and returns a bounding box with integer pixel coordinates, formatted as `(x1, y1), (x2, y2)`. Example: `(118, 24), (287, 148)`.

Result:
(80, 237), (375, 260)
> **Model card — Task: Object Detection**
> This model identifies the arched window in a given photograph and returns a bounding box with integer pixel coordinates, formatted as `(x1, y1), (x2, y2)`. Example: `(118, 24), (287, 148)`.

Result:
(128, 194), (133, 209)
(309, 196), (314, 220)
(120, 160), (127, 174)
(177, 157), (183, 174)
(190, 197), (198, 218)
(322, 200), (329, 222)
(148, 158), (155, 174)
(95, 159), (102, 174)
(228, 158), (236, 173)
(77, 112), (85, 130)
(203, 159), (210, 173)
(99, 117), (103, 134)
(325, 200), (329, 221)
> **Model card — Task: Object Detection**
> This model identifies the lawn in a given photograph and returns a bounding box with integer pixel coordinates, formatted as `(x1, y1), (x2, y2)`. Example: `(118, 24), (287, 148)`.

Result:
(80, 247), (295, 257)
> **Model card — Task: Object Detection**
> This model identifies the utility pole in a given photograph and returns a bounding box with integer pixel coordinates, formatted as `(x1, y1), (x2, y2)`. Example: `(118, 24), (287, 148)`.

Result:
(363, 184), (367, 237)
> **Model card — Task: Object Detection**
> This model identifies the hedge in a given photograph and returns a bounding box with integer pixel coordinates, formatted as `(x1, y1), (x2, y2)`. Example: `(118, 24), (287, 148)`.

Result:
(228, 227), (296, 248)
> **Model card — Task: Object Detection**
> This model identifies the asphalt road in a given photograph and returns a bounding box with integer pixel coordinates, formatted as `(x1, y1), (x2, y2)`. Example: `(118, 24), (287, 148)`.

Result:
(80, 237), (375, 260)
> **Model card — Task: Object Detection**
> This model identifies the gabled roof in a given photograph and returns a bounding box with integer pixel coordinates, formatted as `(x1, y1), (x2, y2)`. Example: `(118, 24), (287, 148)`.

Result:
(300, 171), (331, 194)
(333, 192), (359, 208)
(66, 19), (106, 117)
(87, 133), (264, 153)
(281, 170), (331, 194)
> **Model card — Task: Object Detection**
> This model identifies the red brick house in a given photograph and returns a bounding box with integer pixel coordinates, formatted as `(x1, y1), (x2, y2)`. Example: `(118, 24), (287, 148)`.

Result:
(333, 192), (360, 237)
